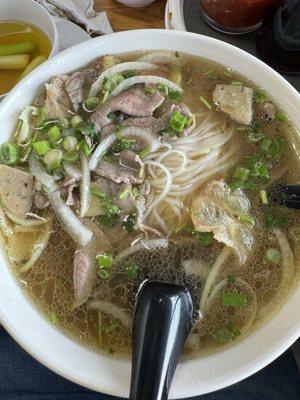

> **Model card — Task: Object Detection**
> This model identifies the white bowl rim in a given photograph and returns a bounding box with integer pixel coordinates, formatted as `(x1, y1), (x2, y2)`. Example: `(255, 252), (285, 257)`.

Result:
(0, 29), (299, 398)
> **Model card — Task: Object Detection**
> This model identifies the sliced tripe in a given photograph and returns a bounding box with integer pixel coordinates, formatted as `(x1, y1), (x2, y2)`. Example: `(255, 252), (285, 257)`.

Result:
(213, 84), (253, 125)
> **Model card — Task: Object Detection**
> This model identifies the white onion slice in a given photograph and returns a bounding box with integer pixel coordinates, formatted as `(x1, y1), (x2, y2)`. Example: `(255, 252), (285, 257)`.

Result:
(79, 151), (90, 219)
(89, 61), (158, 98)
(108, 75), (182, 99)
(114, 238), (169, 264)
(88, 300), (131, 328)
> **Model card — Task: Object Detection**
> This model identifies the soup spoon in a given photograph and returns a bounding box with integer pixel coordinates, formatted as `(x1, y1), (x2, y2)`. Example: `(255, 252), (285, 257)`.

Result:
(129, 280), (195, 400)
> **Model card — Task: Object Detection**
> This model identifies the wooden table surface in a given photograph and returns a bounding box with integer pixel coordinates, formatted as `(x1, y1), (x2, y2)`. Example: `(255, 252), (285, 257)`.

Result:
(94, 0), (166, 32)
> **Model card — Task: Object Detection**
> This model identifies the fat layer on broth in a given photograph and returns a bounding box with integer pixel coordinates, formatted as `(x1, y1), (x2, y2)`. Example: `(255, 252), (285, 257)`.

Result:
(0, 50), (299, 358)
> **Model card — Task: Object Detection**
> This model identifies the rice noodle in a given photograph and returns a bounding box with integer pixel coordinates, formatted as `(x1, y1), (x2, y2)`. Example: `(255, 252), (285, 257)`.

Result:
(143, 114), (237, 233)
(20, 225), (52, 273)
(79, 151), (90, 218)
(88, 300), (131, 328)
(114, 238), (169, 264)
(89, 127), (161, 171)
(108, 75), (182, 99)
(89, 61), (158, 98)
(200, 247), (231, 313)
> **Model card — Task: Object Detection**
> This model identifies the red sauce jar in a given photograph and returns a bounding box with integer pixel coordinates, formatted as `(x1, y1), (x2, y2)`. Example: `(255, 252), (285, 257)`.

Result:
(200, 0), (282, 34)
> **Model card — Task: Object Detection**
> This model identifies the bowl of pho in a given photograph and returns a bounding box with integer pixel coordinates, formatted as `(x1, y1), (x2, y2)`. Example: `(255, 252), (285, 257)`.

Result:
(0, 30), (299, 398)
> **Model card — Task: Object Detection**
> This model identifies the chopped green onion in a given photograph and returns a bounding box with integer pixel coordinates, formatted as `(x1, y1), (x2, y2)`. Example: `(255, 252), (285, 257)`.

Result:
(264, 213), (289, 231)
(131, 187), (139, 199)
(90, 187), (107, 199)
(138, 167), (144, 179)
(125, 262), (138, 279)
(275, 112), (288, 122)
(253, 88), (267, 104)
(98, 317), (104, 349)
(0, 142), (19, 165)
(63, 136), (78, 152)
(99, 213), (119, 227)
(48, 125), (61, 145)
(198, 95), (212, 110)
(119, 187), (130, 199)
(97, 253), (113, 269)
(107, 318), (119, 333)
(260, 190), (268, 204)
(144, 86), (155, 96)
(266, 248), (282, 264)
(227, 275), (236, 284)
(175, 51), (180, 57)
(194, 231), (214, 245)
(231, 80), (243, 86)
(97, 253), (113, 279)
(139, 147), (150, 159)
(239, 214), (255, 226)
(63, 151), (79, 164)
(123, 213), (136, 233)
(249, 158), (269, 180)
(103, 74), (124, 92)
(169, 90), (182, 102)
(43, 148), (62, 171)
(168, 111), (188, 135)
(221, 292), (246, 308)
(99, 91), (109, 105)
(107, 112), (116, 121)
(122, 70), (136, 79)
(228, 181), (254, 191)
(213, 322), (241, 344)
(248, 132), (264, 142)
(33, 140), (51, 156)
(49, 310), (58, 324)
(71, 115), (83, 127)
(84, 97), (100, 110)
(186, 114), (195, 126)
(59, 117), (69, 128)
(234, 167), (249, 182)
(157, 83), (169, 96)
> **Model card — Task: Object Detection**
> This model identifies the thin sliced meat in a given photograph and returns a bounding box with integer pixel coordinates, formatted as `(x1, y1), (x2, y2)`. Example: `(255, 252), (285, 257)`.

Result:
(119, 150), (143, 171)
(73, 221), (111, 308)
(191, 181), (253, 264)
(0, 165), (33, 218)
(44, 75), (73, 119)
(95, 161), (143, 185)
(65, 69), (98, 111)
(101, 116), (166, 138)
(91, 87), (164, 131)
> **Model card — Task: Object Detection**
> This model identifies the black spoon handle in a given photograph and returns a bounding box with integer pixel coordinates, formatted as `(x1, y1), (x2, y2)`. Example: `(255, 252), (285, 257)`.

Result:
(130, 281), (194, 400)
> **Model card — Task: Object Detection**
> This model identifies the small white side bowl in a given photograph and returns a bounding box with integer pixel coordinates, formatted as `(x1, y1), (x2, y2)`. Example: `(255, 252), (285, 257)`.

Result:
(0, 30), (299, 398)
(0, 0), (59, 99)
(116, 0), (157, 7)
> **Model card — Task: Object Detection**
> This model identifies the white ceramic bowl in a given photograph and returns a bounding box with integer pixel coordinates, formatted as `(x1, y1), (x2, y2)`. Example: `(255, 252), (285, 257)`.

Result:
(0, 30), (299, 398)
(116, 0), (156, 7)
(0, 0), (59, 99)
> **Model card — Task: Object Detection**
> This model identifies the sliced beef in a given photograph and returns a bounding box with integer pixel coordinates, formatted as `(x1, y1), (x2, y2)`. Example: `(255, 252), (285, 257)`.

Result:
(73, 220), (111, 308)
(44, 75), (73, 119)
(101, 116), (166, 138)
(213, 84), (253, 125)
(95, 160), (143, 185)
(65, 69), (98, 111)
(91, 88), (165, 131)
(0, 165), (33, 218)
(119, 150), (143, 171)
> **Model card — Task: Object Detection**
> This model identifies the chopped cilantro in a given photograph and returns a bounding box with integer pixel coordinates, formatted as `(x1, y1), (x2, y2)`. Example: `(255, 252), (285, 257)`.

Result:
(221, 292), (247, 308)
(213, 323), (241, 344)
